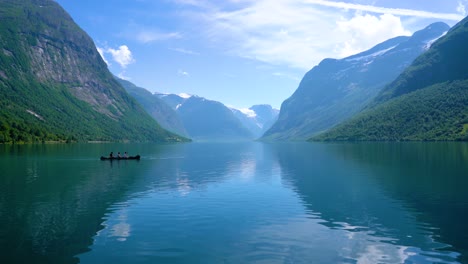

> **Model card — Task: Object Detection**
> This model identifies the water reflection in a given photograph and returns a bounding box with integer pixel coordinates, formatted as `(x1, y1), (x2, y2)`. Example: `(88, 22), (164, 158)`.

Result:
(128, 142), (281, 196)
(0, 144), (161, 264)
(1, 142), (467, 263)
(268, 142), (468, 263)
(330, 142), (468, 262)
(78, 142), (294, 263)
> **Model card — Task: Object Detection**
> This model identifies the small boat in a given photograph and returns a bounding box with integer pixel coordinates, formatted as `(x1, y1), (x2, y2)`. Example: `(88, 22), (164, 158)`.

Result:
(100, 155), (141, 161)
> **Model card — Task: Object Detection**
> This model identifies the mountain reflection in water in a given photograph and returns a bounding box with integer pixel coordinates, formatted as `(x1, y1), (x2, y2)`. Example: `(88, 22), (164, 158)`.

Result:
(0, 142), (467, 263)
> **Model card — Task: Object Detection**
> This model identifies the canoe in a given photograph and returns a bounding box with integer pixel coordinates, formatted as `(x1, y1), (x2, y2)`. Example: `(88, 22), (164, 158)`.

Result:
(100, 155), (140, 161)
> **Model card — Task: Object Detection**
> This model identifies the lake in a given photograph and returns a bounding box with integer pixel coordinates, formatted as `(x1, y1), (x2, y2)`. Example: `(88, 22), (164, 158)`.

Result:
(1, 142), (467, 263)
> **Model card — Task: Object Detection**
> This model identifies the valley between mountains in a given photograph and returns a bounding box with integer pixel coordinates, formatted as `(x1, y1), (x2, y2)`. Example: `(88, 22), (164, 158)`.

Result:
(1, 0), (466, 143)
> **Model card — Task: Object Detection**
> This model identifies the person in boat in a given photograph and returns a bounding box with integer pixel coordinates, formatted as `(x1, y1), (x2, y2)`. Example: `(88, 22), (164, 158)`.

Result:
(124, 152), (128, 158)
(109, 152), (114, 158)
(118, 152), (122, 158)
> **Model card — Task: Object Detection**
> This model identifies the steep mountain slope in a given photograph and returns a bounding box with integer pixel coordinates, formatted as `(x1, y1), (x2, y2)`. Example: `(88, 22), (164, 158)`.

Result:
(157, 94), (187, 110)
(262, 22), (449, 141)
(115, 78), (188, 137)
(159, 94), (254, 141)
(315, 16), (468, 141)
(231, 105), (279, 138)
(375, 19), (468, 104)
(0, 0), (184, 143)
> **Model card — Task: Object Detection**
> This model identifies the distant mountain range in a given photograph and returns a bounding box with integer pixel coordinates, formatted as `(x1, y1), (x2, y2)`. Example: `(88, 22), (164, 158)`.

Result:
(2, 0), (463, 143)
(0, 0), (185, 143)
(114, 75), (280, 141)
(231, 105), (279, 138)
(170, 95), (254, 141)
(314, 16), (468, 141)
(115, 77), (188, 137)
(157, 94), (279, 141)
(263, 22), (450, 141)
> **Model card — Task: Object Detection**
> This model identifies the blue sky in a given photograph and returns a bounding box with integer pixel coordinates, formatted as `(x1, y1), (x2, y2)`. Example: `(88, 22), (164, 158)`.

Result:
(54, 0), (466, 109)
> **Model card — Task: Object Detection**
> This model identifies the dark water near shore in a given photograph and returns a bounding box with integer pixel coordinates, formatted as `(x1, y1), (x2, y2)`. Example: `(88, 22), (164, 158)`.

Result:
(1, 142), (467, 263)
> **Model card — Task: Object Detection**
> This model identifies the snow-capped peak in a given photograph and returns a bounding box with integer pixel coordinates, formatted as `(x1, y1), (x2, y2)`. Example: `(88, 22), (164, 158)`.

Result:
(239, 108), (257, 118)
(229, 106), (257, 118)
(178, 93), (192, 99)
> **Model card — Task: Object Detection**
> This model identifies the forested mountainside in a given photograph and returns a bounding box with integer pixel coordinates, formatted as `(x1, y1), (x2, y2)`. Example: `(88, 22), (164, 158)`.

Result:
(263, 22), (449, 140)
(115, 77), (188, 138)
(314, 17), (468, 141)
(0, 0), (185, 143)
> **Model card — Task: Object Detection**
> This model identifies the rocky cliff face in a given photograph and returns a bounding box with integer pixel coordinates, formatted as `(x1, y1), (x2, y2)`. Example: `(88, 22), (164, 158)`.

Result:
(23, 1), (126, 117)
(0, 0), (184, 142)
(262, 22), (450, 141)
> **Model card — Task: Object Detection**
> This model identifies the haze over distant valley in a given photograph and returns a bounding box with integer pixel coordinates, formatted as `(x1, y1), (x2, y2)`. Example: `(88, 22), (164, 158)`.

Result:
(2, 2), (468, 263)
(55, 0), (466, 109)
(1, 0), (467, 143)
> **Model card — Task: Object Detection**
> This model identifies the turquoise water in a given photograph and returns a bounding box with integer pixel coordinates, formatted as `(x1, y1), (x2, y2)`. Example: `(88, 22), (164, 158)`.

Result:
(0, 142), (467, 263)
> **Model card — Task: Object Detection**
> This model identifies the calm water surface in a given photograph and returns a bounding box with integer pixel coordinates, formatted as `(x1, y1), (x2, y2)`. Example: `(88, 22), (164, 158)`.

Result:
(0, 142), (467, 263)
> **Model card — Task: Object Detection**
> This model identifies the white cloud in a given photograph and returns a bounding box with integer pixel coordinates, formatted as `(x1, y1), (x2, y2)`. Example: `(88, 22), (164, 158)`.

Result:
(304, 0), (464, 20)
(97, 45), (135, 71)
(205, 1), (338, 69)
(203, 1), (415, 69)
(178, 69), (190, 76)
(272, 72), (301, 81)
(170, 47), (200, 55)
(117, 71), (131, 80)
(119, 22), (182, 44)
(136, 31), (182, 44)
(107, 45), (135, 69)
(457, 1), (467, 16)
(176, 0), (464, 70)
(335, 13), (411, 57)
(172, 0), (211, 8)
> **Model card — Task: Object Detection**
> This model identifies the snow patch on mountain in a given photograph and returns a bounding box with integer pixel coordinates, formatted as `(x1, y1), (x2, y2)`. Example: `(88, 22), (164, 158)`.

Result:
(178, 93), (192, 99)
(239, 108), (257, 118)
(346, 46), (397, 62)
(424, 31), (448, 50)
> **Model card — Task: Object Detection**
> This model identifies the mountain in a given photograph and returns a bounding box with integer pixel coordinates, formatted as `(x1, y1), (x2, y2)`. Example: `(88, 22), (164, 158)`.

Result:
(0, 0), (185, 143)
(262, 22), (450, 141)
(231, 105), (279, 138)
(314, 16), (468, 141)
(115, 77), (188, 137)
(157, 94), (187, 110)
(159, 94), (254, 141)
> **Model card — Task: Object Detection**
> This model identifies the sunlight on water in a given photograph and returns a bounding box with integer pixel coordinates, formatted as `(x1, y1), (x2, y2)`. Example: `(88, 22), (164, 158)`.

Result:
(1, 142), (467, 263)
